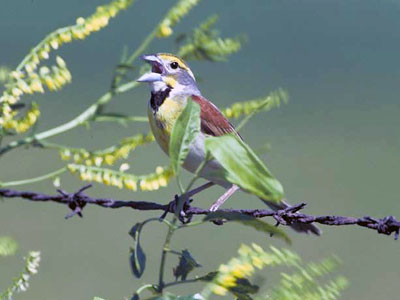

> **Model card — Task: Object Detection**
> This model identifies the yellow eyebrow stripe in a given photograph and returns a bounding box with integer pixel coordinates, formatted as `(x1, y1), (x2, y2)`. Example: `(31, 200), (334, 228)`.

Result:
(158, 53), (189, 71)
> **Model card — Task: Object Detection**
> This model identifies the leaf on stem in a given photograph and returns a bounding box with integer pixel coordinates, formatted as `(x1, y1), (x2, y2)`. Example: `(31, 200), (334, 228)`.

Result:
(204, 211), (290, 243)
(173, 249), (202, 281)
(169, 100), (201, 176)
(205, 134), (284, 202)
(129, 222), (147, 278)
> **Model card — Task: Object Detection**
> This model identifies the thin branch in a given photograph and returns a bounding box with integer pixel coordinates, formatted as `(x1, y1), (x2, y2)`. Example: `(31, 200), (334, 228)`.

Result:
(0, 167), (67, 187)
(0, 185), (399, 240)
(0, 80), (139, 156)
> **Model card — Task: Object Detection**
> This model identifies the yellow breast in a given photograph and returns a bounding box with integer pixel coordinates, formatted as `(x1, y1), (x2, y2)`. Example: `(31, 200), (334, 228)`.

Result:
(148, 97), (185, 155)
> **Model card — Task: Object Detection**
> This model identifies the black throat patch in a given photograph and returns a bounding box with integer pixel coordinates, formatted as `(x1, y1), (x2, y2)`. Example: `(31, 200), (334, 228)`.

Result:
(150, 87), (171, 113)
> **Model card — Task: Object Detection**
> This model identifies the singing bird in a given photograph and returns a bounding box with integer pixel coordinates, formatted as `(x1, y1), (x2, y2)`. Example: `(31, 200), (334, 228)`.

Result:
(138, 53), (320, 235)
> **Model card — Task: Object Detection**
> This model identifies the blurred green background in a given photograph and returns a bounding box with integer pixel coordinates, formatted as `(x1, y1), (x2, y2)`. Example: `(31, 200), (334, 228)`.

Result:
(1, 0), (399, 299)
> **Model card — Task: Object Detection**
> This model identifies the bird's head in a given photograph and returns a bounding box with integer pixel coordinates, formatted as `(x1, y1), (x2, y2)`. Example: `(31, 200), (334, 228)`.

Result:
(137, 53), (200, 96)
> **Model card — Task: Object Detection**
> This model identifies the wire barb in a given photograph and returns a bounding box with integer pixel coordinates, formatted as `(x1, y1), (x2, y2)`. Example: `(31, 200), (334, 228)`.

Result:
(1, 186), (399, 239)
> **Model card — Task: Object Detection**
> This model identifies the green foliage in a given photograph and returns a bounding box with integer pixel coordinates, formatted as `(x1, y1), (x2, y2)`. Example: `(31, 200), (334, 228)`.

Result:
(178, 15), (242, 62)
(59, 132), (155, 166)
(169, 100), (201, 176)
(222, 89), (288, 120)
(204, 212), (290, 243)
(199, 244), (347, 300)
(205, 134), (284, 202)
(267, 257), (348, 300)
(0, 2), (349, 300)
(201, 244), (299, 298)
(0, 237), (18, 257)
(67, 164), (174, 191)
(158, 0), (200, 38)
(0, 251), (41, 300)
(0, 0), (133, 133)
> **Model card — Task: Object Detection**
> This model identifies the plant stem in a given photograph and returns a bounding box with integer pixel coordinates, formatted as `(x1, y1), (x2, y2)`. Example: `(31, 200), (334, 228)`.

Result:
(0, 167), (67, 187)
(0, 80), (139, 156)
(158, 217), (178, 291)
(166, 249), (182, 256)
(0, 19), (161, 157)
(135, 284), (156, 296)
(126, 28), (158, 65)
(93, 115), (148, 123)
(163, 278), (202, 289)
(236, 95), (282, 131)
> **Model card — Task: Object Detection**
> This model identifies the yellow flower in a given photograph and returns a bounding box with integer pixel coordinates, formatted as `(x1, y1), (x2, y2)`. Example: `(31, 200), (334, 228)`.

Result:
(44, 76), (56, 91)
(124, 179), (137, 191)
(155, 166), (164, 174)
(11, 87), (23, 97)
(111, 176), (123, 188)
(71, 28), (85, 39)
(30, 80), (44, 93)
(103, 172), (111, 185)
(60, 31), (72, 43)
(158, 25), (173, 37)
(108, 6), (118, 17)
(94, 173), (102, 183)
(158, 177), (168, 187)
(39, 50), (49, 60)
(252, 256), (264, 269)
(94, 156), (103, 166)
(17, 80), (32, 94)
(67, 164), (77, 173)
(140, 180), (148, 191)
(50, 39), (59, 50)
(73, 153), (81, 163)
(76, 17), (85, 25)
(60, 150), (71, 160)
(210, 284), (228, 296)
(56, 56), (66, 68)
(218, 274), (236, 287)
(150, 179), (160, 190)
(104, 154), (114, 165)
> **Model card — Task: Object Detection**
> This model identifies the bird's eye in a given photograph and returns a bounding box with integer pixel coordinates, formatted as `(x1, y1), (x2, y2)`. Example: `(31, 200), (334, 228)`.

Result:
(170, 62), (179, 69)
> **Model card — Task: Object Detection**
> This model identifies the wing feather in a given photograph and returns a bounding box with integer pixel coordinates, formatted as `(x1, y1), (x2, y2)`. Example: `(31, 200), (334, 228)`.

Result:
(191, 95), (242, 139)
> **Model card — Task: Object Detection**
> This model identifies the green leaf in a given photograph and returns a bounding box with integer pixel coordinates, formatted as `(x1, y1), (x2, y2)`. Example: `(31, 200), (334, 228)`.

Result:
(169, 100), (201, 175)
(173, 249), (202, 280)
(0, 236), (18, 256)
(129, 223), (147, 278)
(204, 211), (290, 243)
(205, 134), (284, 202)
(198, 271), (218, 282)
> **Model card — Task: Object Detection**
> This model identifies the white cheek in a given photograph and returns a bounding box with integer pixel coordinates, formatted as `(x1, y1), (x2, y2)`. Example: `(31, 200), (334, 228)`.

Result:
(151, 81), (168, 93)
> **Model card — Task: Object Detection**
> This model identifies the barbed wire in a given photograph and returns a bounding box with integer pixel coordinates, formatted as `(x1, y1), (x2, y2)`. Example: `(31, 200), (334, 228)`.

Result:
(0, 184), (398, 239)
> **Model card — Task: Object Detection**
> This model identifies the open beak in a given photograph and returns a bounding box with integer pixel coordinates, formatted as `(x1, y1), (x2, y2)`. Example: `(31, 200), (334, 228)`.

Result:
(137, 54), (164, 83)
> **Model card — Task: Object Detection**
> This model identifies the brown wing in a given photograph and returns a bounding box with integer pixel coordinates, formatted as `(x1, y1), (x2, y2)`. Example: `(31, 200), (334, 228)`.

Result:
(192, 95), (242, 139)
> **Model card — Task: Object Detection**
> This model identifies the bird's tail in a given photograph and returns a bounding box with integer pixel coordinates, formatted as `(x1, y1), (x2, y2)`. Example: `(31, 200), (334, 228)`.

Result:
(262, 198), (322, 236)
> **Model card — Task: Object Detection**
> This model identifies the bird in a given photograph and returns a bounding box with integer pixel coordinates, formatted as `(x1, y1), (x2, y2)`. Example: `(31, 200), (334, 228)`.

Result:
(137, 53), (321, 235)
